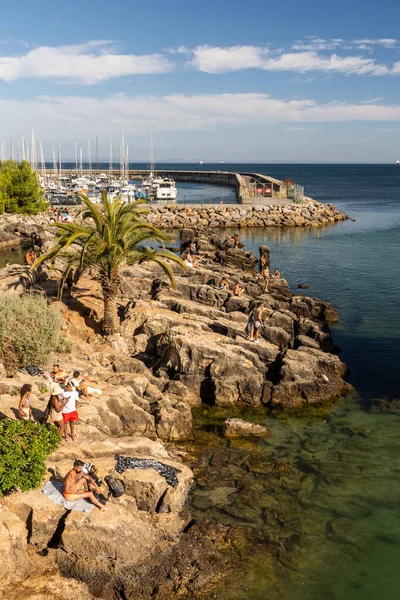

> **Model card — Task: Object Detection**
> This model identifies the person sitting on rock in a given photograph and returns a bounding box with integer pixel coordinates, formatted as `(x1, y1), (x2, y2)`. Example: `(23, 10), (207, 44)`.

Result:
(232, 234), (239, 248)
(18, 384), (35, 422)
(24, 249), (36, 267)
(219, 277), (230, 291)
(272, 269), (281, 279)
(250, 301), (264, 344)
(183, 251), (199, 269)
(61, 381), (80, 442)
(63, 460), (108, 511)
(232, 282), (244, 297)
(4, 260), (10, 267)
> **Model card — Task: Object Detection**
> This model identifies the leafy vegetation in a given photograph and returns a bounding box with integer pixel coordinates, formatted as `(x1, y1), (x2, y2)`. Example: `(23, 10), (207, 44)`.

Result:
(36, 193), (185, 334)
(0, 159), (47, 214)
(56, 336), (73, 354)
(0, 294), (61, 375)
(0, 419), (60, 496)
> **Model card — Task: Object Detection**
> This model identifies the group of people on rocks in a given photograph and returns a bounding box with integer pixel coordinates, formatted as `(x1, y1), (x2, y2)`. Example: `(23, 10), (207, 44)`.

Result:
(18, 364), (105, 442)
(181, 240), (205, 270)
(48, 206), (73, 223)
(216, 235), (282, 343)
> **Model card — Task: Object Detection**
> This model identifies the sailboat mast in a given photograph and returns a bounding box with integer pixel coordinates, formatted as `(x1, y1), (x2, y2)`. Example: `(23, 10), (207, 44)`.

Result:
(125, 143), (129, 179)
(39, 140), (46, 176)
(109, 137), (113, 179)
(150, 129), (154, 177)
(58, 144), (61, 181)
(52, 145), (57, 177)
(79, 148), (83, 177)
(120, 129), (125, 181)
(88, 140), (92, 178)
(96, 136), (99, 171)
(74, 141), (78, 175)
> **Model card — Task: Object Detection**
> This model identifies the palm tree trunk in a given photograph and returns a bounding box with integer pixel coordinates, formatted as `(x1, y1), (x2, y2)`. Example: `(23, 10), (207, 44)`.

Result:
(101, 279), (120, 335)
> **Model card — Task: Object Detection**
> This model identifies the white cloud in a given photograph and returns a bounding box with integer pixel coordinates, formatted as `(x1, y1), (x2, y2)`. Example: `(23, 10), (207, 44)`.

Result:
(1, 93), (400, 150)
(190, 45), (391, 76)
(190, 45), (269, 73)
(0, 41), (173, 84)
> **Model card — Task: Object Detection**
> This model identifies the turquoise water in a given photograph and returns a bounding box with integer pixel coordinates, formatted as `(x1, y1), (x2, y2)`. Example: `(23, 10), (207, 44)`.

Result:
(184, 165), (400, 600)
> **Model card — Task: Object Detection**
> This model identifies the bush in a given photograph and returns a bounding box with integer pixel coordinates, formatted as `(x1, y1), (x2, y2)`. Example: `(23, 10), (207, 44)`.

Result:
(0, 419), (61, 496)
(56, 336), (73, 354)
(0, 159), (47, 214)
(0, 294), (61, 375)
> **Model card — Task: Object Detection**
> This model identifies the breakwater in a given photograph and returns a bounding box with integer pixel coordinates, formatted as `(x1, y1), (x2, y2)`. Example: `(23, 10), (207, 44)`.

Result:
(148, 199), (348, 229)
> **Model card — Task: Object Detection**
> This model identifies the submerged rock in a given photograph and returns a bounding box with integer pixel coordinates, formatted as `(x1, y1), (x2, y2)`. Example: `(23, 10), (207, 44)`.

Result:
(223, 418), (270, 438)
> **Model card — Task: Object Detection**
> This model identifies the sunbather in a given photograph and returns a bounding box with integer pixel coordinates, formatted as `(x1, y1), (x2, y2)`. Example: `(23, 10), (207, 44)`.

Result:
(63, 460), (108, 510)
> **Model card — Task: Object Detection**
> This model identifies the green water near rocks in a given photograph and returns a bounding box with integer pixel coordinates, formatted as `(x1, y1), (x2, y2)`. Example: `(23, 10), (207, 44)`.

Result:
(188, 399), (400, 600)
(184, 165), (400, 599)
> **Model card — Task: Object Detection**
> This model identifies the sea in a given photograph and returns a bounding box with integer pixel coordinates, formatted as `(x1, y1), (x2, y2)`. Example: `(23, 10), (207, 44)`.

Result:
(177, 163), (400, 600)
(2, 163), (400, 599)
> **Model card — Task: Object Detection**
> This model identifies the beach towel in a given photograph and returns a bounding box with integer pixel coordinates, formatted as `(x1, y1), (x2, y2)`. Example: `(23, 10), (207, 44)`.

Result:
(115, 455), (181, 487)
(42, 480), (94, 512)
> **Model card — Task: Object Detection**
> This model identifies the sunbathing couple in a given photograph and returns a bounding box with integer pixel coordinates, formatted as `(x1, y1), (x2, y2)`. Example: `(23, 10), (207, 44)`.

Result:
(51, 365), (103, 400)
(220, 278), (245, 297)
(63, 460), (108, 511)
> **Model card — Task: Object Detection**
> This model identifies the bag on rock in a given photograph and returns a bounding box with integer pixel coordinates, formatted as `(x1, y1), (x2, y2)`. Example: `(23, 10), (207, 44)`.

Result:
(105, 475), (125, 498)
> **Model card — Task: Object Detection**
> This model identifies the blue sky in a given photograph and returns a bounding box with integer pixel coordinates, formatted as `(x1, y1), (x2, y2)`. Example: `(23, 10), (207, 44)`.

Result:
(0, 0), (399, 162)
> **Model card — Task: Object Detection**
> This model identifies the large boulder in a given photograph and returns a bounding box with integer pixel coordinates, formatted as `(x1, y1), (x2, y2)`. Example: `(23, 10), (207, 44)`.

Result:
(1, 490), (65, 548)
(271, 347), (352, 407)
(154, 398), (193, 441)
(0, 505), (28, 586)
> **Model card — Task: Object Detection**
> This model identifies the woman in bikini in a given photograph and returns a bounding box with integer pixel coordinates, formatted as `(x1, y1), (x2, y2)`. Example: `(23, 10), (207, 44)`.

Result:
(18, 384), (34, 422)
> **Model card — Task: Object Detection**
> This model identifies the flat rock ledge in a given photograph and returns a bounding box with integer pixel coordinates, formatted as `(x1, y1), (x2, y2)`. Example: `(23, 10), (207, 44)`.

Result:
(148, 200), (348, 229)
(224, 418), (270, 438)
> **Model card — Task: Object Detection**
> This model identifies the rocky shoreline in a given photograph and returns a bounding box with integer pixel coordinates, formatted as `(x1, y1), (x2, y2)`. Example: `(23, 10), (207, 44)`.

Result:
(0, 198), (348, 253)
(0, 219), (353, 599)
(148, 199), (348, 230)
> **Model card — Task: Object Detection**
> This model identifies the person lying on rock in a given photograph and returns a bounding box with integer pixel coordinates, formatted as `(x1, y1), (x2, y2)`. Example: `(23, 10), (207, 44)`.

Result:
(63, 460), (108, 511)
(232, 282), (245, 297)
(69, 370), (105, 399)
(18, 384), (35, 422)
(61, 381), (80, 442)
(51, 364), (72, 384)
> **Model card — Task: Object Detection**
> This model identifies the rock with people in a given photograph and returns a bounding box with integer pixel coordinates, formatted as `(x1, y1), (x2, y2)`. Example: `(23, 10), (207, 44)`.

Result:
(0, 222), (353, 599)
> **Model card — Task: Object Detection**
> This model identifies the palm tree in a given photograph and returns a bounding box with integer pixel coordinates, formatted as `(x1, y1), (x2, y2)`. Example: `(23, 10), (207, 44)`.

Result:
(36, 193), (184, 335)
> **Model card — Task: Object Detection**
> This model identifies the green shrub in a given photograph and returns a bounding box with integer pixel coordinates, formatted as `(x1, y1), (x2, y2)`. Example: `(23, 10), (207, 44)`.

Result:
(0, 294), (61, 375)
(56, 336), (73, 354)
(0, 159), (47, 214)
(0, 419), (61, 496)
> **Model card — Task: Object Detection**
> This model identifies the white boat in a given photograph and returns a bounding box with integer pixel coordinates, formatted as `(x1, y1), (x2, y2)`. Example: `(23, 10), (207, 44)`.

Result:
(155, 178), (177, 201)
(397, 160), (400, 165)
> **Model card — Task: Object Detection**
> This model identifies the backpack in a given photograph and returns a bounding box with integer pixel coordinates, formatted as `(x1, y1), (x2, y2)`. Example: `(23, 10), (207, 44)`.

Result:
(105, 475), (125, 498)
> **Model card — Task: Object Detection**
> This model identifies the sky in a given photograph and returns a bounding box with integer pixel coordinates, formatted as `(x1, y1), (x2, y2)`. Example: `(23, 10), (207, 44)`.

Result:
(0, 0), (399, 162)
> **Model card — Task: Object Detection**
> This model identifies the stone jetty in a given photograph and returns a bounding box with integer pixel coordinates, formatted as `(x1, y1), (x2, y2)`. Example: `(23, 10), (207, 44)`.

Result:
(147, 199), (348, 229)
